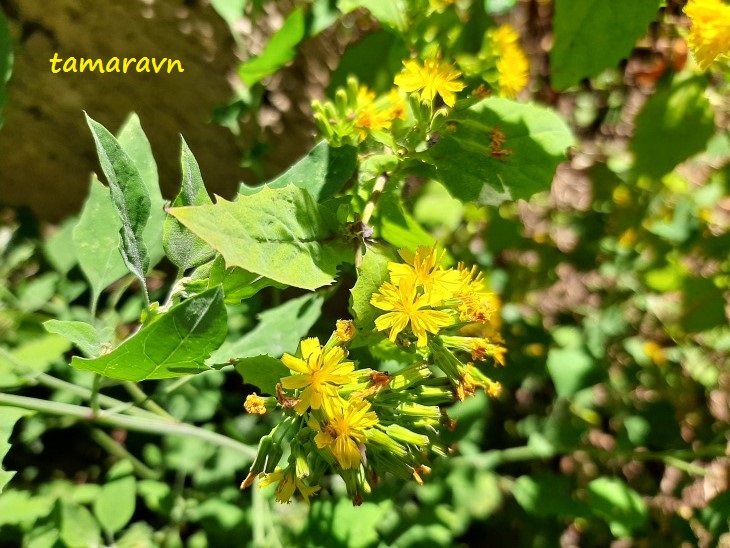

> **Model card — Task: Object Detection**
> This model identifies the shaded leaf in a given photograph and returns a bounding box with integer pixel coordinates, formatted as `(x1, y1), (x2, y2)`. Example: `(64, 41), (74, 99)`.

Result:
(208, 255), (285, 304)
(169, 185), (354, 291)
(71, 287), (226, 381)
(235, 355), (289, 395)
(85, 113), (151, 295)
(163, 137), (215, 270)
(211, 293), (323, 363)
(0, 407), (33, 493)
(551, 0), (660, 90)
(240, 140), (357, 202)
(375, 189), (435, 251)
(426, 98), (574, 205)
(586, 478), (648, 538)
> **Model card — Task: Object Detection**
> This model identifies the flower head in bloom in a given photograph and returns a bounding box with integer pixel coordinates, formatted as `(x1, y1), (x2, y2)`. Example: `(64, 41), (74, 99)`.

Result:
(489, 24), (529, 98)
(312, 399), (379, 469)
(354, 87), (407, 141)
(258, 467), (320, 504)
(280, 337), (356, 416)
(388, 246), (462, 304)
(371, 278), (453, 347)
(395, 57), (466, 107)
(244, 394), (268, 415)
(335, 319), (356, 343)
(685, 0), (730, 69)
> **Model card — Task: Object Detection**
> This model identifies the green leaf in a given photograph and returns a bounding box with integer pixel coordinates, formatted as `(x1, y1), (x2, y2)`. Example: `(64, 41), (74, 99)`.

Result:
(235, 355), (289, 394)
(163, 137), (215, 270)
(117, 113), (165, 268)
(0, 9), (11, 128)
(209, 0), (247, 28)
(169, 185), (354, 291)
(426, 98), (574, 205)
(44, 216), (79, 276)
(71, 287), (227, 381)
(93, 460), (136, 535)
(208, 255), (285, 304)
(631, 75), (716, 180)
(681, 277), (726, 333)
(73, 176), (129, 303)
(60, 500), (102, 548)
(550, 0), (660, 90)
(349, 244), (394, 348)
(337, 0), (408, 31)
(375, 189), (435, 251)
(211, 293), (323, 363)
(0, 334), (72, 388)
(43, 319), (105, 358)
(586, 477), (648, 538)
(546, 345), (602, 398)
(85, 113), (151, 296)
(513, 473), (586, 518)
(0, 407), (33, 493)
(238, 7), (306, 87)
(240, 140), (357, 202)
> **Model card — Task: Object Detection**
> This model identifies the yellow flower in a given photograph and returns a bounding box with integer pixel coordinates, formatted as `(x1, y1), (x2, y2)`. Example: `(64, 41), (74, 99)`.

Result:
(312, 399), (379, 469)
(258, 468), (320, 504)
(280, 337), (356, 416)
(244, 394), (268, 415)
(394, 57), (466, 107)
(371, 278), (453, 347)
(489, 24), (529, 98)
(388, 246), (462, 304)
(685, 0), (730, 69)
(354, 86), (406, 141)
(335, 319), (356, 343)
(453, 262), (501, 325)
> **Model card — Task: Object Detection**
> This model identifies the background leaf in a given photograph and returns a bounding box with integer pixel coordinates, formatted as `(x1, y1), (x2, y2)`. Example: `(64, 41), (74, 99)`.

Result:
(71, 287), (226, 381)
(163, 137), (215, 270)
(630, 75), (715, 180)
(169, 185), (354, 291)
(43, 319), (106, 358)
(0, 407), (33, 493)
(426, 98), (574, 205)
(240, 140), (357, 202)
(349, 245), (394, 348)
(93, 460), (136, 535)
(85, 113), (151, 296)
(237, 8), (306, 87)
(550, 0), (660, 90)
(337, 0), (408, 31)
(586, 478), (648, 538)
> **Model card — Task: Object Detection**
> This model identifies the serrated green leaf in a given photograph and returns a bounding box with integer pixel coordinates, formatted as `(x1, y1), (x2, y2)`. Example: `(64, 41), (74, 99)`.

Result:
(73, 176), (129, 302)
(208, 255), (285, 304)
(44, 216), (78, 276)
(60, 500), (101, 547)
(163, 137), (215, 270)
(337, 0), (408, 31)
(0, 407), (33, 493)
(43, 320), (105, 358)
(551, 0), (660, 90)
(235, 355), (289, 394)
(71, 287), (226, 381)
(85, 113), (151, 296)
(211, 293), (323, 363)
(117, 113), (165, 268)
(349, 245), (394, 348)
(240, 140), (357, 202)
(631, 75), (716, 179)
(426, 98), (574, 205)
(237, 7), (306, 86)
(586, 478), (648, 538)
(169, 185), (354, 291)
(93, 461), (136, 535)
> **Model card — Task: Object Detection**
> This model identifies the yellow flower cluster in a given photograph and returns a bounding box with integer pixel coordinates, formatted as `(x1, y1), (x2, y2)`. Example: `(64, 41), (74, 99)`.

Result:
(312, 77), (406, 146)
(241, 247), (507, 505)
(684, 0), (730, 70)
(489, 24), (530, 98)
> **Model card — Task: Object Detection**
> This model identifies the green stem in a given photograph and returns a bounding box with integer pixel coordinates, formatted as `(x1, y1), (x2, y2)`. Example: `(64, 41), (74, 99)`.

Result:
(90, 374), (102, 415)
(123, 381), (175, 420)
(89, 428), (160, 480)
(0, 393), (257, 459)
(356, 173), (389, 267)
